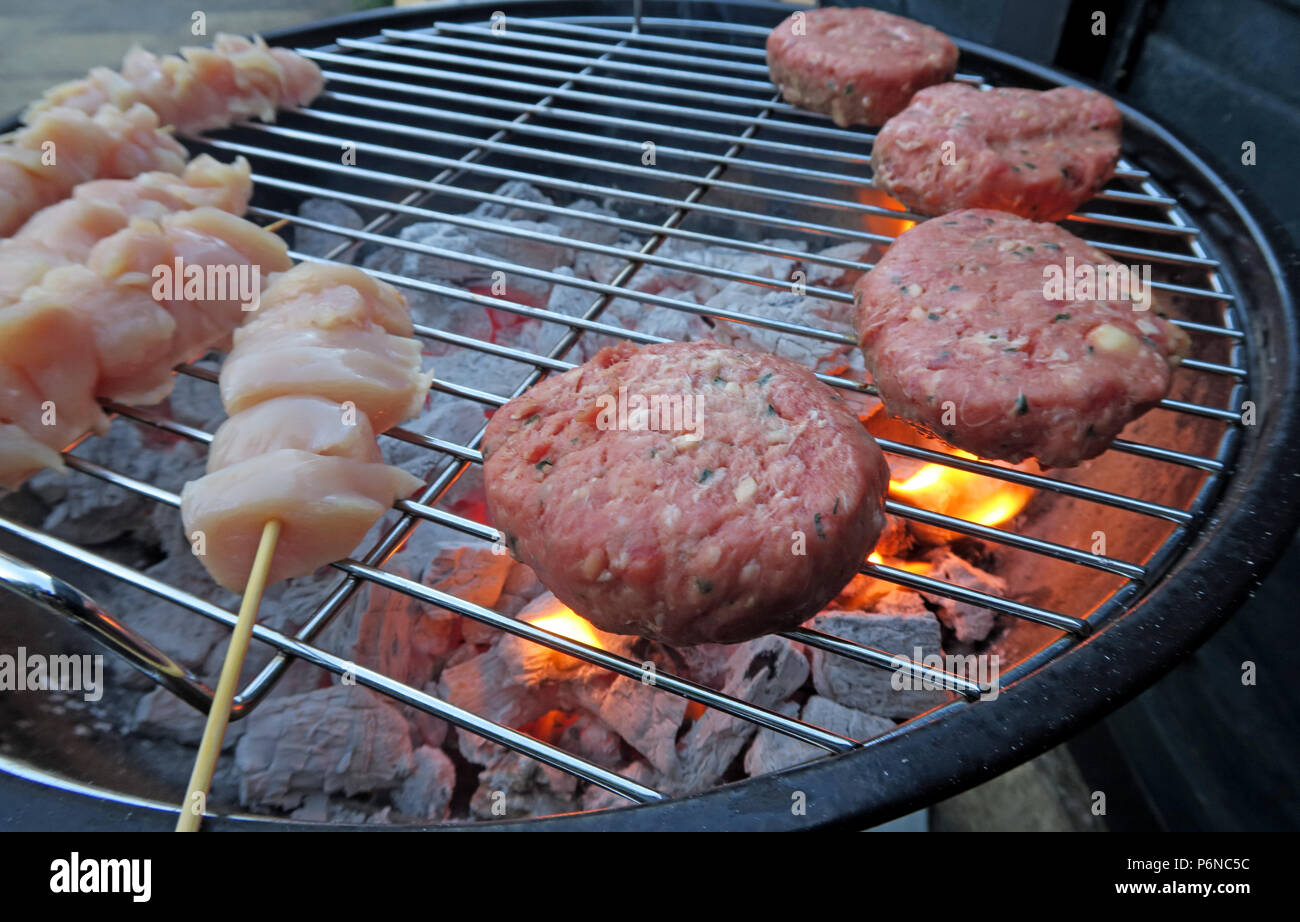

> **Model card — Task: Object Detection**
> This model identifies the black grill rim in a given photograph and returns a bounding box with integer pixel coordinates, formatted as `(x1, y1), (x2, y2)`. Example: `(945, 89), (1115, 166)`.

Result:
(1, 0), (1297, 831)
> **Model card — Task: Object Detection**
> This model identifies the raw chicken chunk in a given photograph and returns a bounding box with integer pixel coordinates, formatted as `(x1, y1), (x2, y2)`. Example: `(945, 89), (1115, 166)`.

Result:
(15, 155), (252, 260)
(0, 301), (106, 488)
(206, 395), (383, 472)
(18, 265), (177, 406)
(220, 265), (430, 432)
(86, 207), (292, 379)
(0, 103), (185, 235)
(179, 449), (422, 591)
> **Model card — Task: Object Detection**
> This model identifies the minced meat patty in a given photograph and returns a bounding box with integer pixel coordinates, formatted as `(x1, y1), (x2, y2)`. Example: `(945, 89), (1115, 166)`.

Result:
(853, 209), (1190, 468)
(766, 7), (958, 127)
(872, 83), (1122, 221)
(482, 341), (890, 646)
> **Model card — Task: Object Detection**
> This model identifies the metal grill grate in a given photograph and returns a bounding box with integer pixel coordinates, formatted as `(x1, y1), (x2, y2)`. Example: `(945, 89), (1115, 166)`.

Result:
(0, 12), (1249, 814)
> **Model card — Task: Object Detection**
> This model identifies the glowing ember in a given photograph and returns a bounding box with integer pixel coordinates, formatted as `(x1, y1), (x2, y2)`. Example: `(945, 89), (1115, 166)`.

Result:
(467, 284), (548, 344)
(889, 449), (1033, 528)
(524, 709), (579, 743)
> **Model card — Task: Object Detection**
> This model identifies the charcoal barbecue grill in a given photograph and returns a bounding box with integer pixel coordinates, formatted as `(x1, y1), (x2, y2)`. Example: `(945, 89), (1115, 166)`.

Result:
(1, 0), (1298, 830)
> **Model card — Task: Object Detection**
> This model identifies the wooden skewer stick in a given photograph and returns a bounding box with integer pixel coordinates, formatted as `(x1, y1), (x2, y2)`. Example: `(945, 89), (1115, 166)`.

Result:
(175, 518), (281, 833)
(262, 217), (290, 233)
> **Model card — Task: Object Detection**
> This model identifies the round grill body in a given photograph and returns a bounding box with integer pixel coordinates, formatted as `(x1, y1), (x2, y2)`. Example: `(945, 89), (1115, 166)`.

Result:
(1, 0), (1297, 830)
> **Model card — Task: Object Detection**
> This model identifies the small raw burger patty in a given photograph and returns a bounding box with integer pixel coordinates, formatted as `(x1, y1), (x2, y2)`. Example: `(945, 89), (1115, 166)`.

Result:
(766, 8), (958, 127)
(872, 83), (1122, 220)
(854, 209), (1190, 467)
(482, 341), (890, 646)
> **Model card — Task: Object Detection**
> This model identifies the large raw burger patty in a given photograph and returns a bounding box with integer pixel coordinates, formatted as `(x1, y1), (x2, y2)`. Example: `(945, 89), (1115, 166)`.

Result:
(853, 209), (1190, 468)
(872, 83), (1122, 221)
(482, 341), (890, 646)
(766, 7), (958, 127)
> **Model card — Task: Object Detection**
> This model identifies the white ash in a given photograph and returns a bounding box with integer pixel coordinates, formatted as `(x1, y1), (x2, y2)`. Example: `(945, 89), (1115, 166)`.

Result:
(288, 792), (331, 823)
(807, 592), (950, 719)
(391, 745), (456, 821)
(339, 567), (436, 688)
(129, 685), (247, 750)
(580, 759), (661, 813)
(672, 634), (810, 793)
(408, 683), (452, 751)
(25, 419), (207, 547)
(745, 696), (894, 777)
(294, 198), (364, 260)
(452, 724), (506, 769)
(919, 548), (1004, 645)
(509, 266), (595, 360)
(794, 237), (879, 288)
(495, 556), (546, 617)
(422, 542), (515, 642)
(233, 684), (414, 811)
(377, 387), (489, 483)
(671, 642), (746, 690)
(289, 793), (394, 825)
(707, 284), (850, 367)
(361, 181), (622, 329)
(436, 593), (638, 745)
(470, 748), (579, 821)
(574, 245), (634, 286)
(439, 639), (557, 743)
(117, 596), (229, 675)
(555, 712), (624, 769)
(740, 701), (801, 776)
(645, 235), (811, 300)
(591, 674), (687, 777)
(313, 539), (543, 694)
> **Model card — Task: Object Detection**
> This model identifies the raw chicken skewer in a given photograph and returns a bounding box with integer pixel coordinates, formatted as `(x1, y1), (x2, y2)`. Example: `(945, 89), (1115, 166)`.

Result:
(0, 156), (255, 488)
(0, 154), (252, 307)
(0, 103), (186, 235)
(25, 33), (324, 136)
(13, 154), (252, 261)
(0, 203), (289, 488)
(180, 263), (430, 592)
(2, 34), (321, 237)
(76, 207), (292, 401)
(176, 264), (429, 830)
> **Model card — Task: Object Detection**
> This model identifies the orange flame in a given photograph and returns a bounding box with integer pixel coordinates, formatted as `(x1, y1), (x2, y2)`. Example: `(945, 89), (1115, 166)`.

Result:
(526, 599), (604, 650)
(867, 551), (931, 574)
(889, 449), (1033, 528)
(854, 185), (916, 239)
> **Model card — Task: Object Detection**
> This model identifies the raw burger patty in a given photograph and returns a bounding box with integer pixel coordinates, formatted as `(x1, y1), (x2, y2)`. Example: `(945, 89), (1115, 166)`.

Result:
(482, 341), (890, 646)
(766, 7), (958, 127)
(873, 83), (1122, 220)
(853, 209), (1189, 467)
